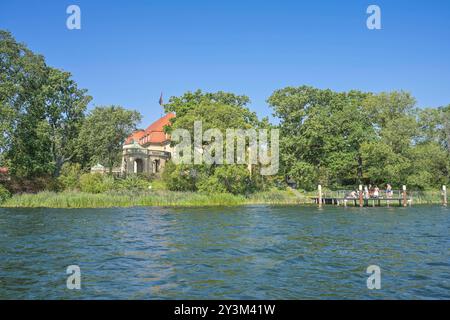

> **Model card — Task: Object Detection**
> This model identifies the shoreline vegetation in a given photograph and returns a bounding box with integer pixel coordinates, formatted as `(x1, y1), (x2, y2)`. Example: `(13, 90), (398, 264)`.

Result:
(1, 31), (449, 206)
(1, 189), (304, 208)
(0, 189), (443, 209)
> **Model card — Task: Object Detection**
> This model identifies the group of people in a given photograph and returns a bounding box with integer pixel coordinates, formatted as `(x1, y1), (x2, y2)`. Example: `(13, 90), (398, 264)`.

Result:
(347, 184), (393, 199)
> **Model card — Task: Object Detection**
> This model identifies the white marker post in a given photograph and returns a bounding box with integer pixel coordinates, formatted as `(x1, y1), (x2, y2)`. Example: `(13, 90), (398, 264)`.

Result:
(318, 185), (322, 208)
(443, 185), (447, 207)
(402, 185), (407, 207)
(359, 185), (363, 207)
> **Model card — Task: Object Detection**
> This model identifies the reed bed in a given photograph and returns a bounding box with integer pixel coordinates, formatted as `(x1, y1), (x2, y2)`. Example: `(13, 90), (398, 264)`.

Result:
(1, 189), (306, 208)
(2, 189), (442, 208)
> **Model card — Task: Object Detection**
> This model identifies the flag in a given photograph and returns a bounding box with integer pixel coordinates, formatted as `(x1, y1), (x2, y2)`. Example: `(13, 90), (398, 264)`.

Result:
(159, 92), (163, 106)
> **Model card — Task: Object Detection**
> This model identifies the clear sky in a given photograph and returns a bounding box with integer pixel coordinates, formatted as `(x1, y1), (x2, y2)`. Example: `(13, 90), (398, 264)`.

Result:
(1, 0), (450, 126)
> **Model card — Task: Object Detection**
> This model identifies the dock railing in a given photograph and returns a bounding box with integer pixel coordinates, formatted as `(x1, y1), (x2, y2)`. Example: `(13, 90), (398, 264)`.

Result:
(309, 187), (446, 206)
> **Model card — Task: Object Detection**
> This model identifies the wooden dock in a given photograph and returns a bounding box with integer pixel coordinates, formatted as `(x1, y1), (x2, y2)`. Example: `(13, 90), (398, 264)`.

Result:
(311, 197), (411, 207)
(311, 185), (448, 207)
(313, 185), (417, 207)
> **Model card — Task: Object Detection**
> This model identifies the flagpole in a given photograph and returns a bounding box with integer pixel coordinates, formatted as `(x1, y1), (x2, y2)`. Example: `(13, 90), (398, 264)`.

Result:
(159, 92), (164, 118)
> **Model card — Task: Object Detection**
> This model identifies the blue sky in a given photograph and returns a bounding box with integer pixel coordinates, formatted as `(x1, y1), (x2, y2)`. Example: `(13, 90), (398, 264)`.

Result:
(1, 0), (450, 126)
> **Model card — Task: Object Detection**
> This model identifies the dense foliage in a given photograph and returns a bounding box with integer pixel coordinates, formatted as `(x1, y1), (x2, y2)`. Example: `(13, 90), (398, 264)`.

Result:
(161, 90), (273, 194)
(0, 31), (141, 188)
(0, 184), (11, 203)
(1, 31), (449, 196)
(268, 86), (450, 190)
(76, 106), (141, 173)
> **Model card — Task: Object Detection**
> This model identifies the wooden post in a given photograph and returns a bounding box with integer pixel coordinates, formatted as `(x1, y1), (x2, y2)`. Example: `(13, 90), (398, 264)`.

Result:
(443, 185), (447, 207)
(318, 185), (322, 208)
(402, 185), (407, 207)
(359, 185), (363, 207)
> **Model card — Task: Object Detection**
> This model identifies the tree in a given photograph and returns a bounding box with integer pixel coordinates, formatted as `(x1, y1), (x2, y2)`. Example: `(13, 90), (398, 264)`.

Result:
(419, 105), (450, 152)
(0, 30), (91, 178)
(268, 86), (449, 190)
(268, 86), (374, 189)
(162, 90), (271, 194)
(405, 142), (449, 189)
(0, 30), (49, 175)
(164, 89), (258, 130)
(77, 106), (142, 173)
(43, 68), (91, 177)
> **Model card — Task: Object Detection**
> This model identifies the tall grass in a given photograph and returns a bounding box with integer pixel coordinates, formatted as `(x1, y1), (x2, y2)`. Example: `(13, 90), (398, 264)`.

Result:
(1, 189), (307, 208)
(410, 191), (443, 204)
(2, 188), (442, 209)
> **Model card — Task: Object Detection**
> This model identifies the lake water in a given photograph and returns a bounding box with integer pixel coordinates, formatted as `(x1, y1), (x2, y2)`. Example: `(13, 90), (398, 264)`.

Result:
(0, 205), (448, 299)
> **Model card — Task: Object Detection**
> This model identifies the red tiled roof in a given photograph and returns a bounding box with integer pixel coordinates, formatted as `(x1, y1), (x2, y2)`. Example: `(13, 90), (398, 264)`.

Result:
(125, 113), (175, 145)
(124, 130), (146, 145)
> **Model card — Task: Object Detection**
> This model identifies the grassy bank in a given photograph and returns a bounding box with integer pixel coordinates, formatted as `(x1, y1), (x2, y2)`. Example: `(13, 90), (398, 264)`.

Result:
(0, 189), (308, 208)
(1, 189), (443, 209)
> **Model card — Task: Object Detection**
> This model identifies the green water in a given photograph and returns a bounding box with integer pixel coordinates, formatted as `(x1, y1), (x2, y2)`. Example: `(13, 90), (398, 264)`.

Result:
(0, 205), (448, 299)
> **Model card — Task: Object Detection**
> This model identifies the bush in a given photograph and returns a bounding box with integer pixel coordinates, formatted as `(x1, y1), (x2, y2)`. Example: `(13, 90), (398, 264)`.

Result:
(58, 163), (82, 190)
(212, 165), (252, 195)
(197, 175), (227, 193)
(79, 173), (114, 193)
(197, 165), (253, 195)
(162, 162), (198, 192)
(116, 175), (150, 191)
(0, 184), (11, 203)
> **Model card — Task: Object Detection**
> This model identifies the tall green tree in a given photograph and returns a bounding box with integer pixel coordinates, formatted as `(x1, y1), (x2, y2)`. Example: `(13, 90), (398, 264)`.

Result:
(163, 91), (270, 193)
(1, 30), (91, 177)
(43, 68), (92, 177)
(419, 105), (450, 151)
(0, 30), (48, 171)
(77, 106), (141, 173)
(268, 86), (374, 189)
(164, 89), (258, 129)
(270, 86), (449, 190)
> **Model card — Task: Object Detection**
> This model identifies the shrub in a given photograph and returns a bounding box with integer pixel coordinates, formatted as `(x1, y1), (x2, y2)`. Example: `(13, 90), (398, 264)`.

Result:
(58, 163), (82, 190)
(212, 165), (252, 195)
(116, 175), (150, 191)
(0, 184), (11, 203)
(162, 162), (197, 192)
(79, 173), (114, 193)
(5, 176), (61, 193)
(197, 175), (227, 193)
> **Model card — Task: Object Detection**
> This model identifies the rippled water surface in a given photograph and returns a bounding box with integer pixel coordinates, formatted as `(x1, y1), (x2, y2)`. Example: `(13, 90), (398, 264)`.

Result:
(0, 205), (449, 299)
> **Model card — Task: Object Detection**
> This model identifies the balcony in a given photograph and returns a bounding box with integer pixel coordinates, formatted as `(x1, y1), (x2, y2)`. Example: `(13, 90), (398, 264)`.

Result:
(148, 150), (171, 158)
(124, 148), (170, 158)
(124, 148), (148, 156)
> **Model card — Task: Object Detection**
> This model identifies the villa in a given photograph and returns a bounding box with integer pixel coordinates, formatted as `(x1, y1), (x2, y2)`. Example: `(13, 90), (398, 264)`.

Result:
(121, 113), (175, 176)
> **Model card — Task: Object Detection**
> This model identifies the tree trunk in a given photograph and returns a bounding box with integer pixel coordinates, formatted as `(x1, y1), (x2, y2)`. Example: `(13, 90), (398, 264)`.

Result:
(357, 154), (363, 184)
(53, 157), (64, 178)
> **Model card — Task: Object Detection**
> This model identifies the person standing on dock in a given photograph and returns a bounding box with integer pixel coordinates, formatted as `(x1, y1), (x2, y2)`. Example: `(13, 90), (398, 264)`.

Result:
(364, 185), (369, 199)
(386, 184), (393, 198)
(373, 186), (380, 198)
